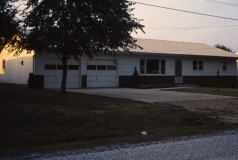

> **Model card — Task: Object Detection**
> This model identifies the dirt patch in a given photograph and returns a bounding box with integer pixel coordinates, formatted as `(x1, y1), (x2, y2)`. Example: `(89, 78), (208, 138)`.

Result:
(169, 98), (238, 124)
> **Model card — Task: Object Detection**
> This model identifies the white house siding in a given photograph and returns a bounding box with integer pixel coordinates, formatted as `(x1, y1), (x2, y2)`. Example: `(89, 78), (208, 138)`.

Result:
(0, 48), (34, 85)
(182, 57), (237, 76)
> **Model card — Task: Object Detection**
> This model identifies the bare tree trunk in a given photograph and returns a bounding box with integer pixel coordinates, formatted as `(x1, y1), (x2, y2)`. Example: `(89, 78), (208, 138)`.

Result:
(60, 52), (67, 95)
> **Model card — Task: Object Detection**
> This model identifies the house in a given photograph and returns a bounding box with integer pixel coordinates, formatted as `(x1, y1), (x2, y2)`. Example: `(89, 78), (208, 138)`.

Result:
(0, 38), (238, 88)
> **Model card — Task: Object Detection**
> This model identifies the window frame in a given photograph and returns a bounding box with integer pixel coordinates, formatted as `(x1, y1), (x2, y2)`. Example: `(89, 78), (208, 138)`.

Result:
(2, 59), (5, 71)
(45, 64), (56, 70)
(222, 62), (227, 71)
(140, 59), (166, 75)
(193, 61), (204, 71)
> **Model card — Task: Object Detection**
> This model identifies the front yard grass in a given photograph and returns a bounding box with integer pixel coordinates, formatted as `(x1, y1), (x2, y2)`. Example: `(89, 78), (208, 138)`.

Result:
(0, 84), (237, 158)
(168, 87), (238, 97)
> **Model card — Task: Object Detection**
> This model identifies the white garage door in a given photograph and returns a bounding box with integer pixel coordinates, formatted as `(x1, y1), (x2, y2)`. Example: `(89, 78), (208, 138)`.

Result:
(87, 60), (118, 88)
(44, 58), (80, 89)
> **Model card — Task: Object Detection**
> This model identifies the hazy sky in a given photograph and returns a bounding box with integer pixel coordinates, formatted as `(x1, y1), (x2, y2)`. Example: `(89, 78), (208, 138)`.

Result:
(131, 0), (238, 51)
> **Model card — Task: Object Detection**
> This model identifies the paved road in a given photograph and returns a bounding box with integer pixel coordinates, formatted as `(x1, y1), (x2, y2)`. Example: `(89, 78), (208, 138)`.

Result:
(67, 88), (234, 103)
(15, 131), (238, 160)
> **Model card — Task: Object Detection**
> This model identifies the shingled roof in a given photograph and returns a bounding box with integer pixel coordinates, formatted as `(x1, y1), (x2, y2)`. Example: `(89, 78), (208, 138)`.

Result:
(129, 38), (238, 58)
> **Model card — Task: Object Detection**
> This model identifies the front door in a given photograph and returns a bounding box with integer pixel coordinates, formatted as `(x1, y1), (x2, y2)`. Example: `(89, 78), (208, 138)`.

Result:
(175, 60), (183, 83)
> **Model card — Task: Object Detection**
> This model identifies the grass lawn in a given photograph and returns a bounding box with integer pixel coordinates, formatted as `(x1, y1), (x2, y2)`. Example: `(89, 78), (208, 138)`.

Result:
(168, 87), (238, 97)
(0, 84), (237, 158)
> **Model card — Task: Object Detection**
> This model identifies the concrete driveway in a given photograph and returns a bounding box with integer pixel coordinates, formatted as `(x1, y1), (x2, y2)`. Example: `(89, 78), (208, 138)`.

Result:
(66, 88), (235, 103)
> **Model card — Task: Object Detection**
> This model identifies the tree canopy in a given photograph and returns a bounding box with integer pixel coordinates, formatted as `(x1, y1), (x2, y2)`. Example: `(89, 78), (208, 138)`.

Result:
(22, 0), (145, 94)
(0, 0), (23, 53)
(215, 44), (234, 53)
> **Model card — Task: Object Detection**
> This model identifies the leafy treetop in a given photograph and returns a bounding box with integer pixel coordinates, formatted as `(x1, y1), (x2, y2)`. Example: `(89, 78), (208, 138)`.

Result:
(215, 44), (235, 53)
(23, 0), (145, 60)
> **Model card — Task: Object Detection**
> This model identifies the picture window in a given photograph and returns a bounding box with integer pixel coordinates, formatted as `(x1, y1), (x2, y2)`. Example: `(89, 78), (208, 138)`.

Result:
(140, 59), (166, 75)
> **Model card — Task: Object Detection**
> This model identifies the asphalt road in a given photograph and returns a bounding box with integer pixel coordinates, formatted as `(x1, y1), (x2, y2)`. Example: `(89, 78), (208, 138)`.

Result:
(12, 131), (238, 160)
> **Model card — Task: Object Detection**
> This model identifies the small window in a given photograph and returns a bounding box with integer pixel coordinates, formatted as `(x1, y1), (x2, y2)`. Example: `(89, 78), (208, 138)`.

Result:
(69, 65), (79, 70)
(193, 61), (203, 71)
(87, 65), (96, 70)
(107, 66), (116, 70)
(97, 65), (106, 70)
(223, 62), (227, 71)
(198, 61), (203, 70)
(2, 59), (5, 71)
(193, 61), (197, 70)
(57, 65), (63, 70)
(45, 64), (56, 69)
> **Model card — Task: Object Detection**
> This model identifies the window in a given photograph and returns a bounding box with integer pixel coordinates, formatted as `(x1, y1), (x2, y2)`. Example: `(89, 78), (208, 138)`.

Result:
(87, 65), (96, 70)
(68, 65), (79, 70)
(57, 65), (63, 70)
(2, 59), (5, 71)
(223, 62), (227, 71)
(140, 59), (166, 75)
(45, 64), (56, 69)
(97, 65), (106, 70)
(193, 61), (203, 71)
(140, 59), (145, 74)
(107, 66), (116, 70)
(146, 59), (159, 74)
(161, 60), (166, 74)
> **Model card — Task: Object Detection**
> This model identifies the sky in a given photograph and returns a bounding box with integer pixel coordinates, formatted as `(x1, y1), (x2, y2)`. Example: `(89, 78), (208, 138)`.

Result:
(130, 0), (238, 52)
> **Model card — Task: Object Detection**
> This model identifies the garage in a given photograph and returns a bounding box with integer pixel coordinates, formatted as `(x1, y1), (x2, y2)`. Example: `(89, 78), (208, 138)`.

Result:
(44, 58), (80, 89)
(87, 60), (118, 88)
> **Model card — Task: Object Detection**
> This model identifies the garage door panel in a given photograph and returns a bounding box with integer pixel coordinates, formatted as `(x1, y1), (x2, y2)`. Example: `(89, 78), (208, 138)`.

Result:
(67, 77), (79, 83)
(44, 82), (55, 89)
(87, 82), (97, 88)
(87, 70), (97, 75)
(97, 76), (107, 81)
(67, 82), (79, 88)
(55, 82), (61, 89)
(97, 71), (107, 76)
(107, 70), (117, 76)
(86, 60), (117, 88)
(106, 82), (117, 87)
(107, 77), (117, 81)
(67, 71), (78, 76)
(45, 70), (55, 76)
(97, 82), (107, 87)
(44, 58), (80, 89)
(44, 77), (56, 82)
(87, 76), (97, 81)
(56, 70), (63, 76)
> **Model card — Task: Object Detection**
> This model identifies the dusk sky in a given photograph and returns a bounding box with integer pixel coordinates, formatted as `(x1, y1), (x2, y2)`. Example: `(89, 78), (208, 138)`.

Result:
(131, 0), (238, 52)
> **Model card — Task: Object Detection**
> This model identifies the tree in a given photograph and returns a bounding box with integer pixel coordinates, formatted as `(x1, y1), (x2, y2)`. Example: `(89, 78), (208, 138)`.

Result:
(0, 0), (23, 53)
(215, 44), (234, 53)
(23, 0), (144, 95)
